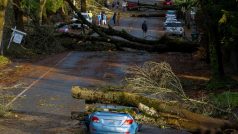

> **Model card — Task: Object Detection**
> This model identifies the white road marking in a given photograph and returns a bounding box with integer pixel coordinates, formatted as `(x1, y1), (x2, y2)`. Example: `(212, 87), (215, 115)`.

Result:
(6, 52), (73, 107)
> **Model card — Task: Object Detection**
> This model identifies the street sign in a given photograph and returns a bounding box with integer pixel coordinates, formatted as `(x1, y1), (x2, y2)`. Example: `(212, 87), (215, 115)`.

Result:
(13, 32), (24, 44)
(8, 27), (27, 49)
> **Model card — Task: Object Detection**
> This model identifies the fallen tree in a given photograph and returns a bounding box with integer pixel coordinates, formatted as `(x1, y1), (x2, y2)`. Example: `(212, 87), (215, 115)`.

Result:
(63, 0), (198, 53)
(131, 13), (165, 17)
(59, 33), (198, 52)
(71, 86), (238, 133)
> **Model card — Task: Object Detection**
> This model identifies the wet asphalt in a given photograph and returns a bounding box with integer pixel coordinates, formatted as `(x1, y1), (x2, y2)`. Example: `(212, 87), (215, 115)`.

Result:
(11, 52), (190, 134)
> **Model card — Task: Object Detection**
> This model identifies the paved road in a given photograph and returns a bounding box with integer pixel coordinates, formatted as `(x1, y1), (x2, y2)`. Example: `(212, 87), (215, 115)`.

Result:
(9, 51), (190, 134)
(114, 17), (165, 40)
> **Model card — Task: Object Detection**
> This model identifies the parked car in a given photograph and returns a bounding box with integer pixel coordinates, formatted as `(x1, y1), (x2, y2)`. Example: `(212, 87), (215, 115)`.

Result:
(88, 111), (139, 134)
(166, 10), (176, 15)
(72, 12), (93, 23)
(56, 25), (70, 33)
(127, 2), (139, 10)
(86, 105), (141, 134)
(163, 0), (173, 5)
(164, 18), (178, 28)
(166, 13), (176, 19)
(165, 22), (184, 36)
(70, 23), (89, 30)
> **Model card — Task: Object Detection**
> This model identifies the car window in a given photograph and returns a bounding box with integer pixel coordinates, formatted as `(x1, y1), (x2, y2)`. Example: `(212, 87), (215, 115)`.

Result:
(82, 14), (89, 18)
(166, 23), (182, 27)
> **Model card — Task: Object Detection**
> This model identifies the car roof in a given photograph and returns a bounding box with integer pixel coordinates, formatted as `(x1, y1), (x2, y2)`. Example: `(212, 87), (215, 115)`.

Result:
(166, 11), (176, 14)
(81, 12), (89, 15)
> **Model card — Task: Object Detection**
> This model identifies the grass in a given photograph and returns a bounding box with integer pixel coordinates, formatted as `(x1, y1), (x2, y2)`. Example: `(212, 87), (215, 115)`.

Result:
(0, 56), (11, 69)
(210, 91), (238, 110)
(0, 104), (11, 118)
(206, 77), (238, 90)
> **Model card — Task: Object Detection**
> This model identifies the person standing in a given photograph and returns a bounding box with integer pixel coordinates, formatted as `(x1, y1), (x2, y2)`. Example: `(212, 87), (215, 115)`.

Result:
(97, 12), (101, 25)
(112, 12), (117, 25)
(142, 20), (148, 38)
(122, 0), (127, 12)
(102, 13), (107, 25)
(88, 10), (93, 20)
(116, 12), (121, 26)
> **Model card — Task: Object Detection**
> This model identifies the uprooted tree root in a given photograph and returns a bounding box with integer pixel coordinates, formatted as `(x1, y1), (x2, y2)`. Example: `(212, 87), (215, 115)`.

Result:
(71, 86), (238, 133)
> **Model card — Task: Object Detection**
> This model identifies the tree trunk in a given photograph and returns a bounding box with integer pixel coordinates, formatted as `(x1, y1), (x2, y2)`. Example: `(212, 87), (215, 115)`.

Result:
(81, 0), (86, 12)
(208, 22), (225, 80)
(71, 86), (238, 133)
(38, 0), (47, 25)
(59, 5), (68, 21)
(200, 0), (225, 80)
(59, 33), (198, 53)
(12, 0), (24, 30)
(0, 0), (9, 55)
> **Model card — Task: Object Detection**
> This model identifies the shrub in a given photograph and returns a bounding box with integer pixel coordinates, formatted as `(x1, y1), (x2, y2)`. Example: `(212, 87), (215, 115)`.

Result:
(0, 104), (8, 117)
(0, 56), (11, 68)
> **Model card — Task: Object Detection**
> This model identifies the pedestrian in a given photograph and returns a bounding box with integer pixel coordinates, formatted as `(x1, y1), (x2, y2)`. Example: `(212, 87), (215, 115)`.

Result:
(97, 12), (101, 25)
(116, 0), (119, 9)
(142, 20), (148, 38)
(112, 12), (117, 25)
(102, 13), (107, 25)
(101, 11), (104, 24)
(122, 0), (127, 12)
(116, 12), (121, 26)
(88, 10), (93, 20)
(81, 21), (85, 34)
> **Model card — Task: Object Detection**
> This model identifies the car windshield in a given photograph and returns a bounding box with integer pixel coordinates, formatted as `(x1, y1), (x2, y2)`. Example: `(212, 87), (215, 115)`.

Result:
(166, 23), (182, 27)
(167, 10), (175, 14)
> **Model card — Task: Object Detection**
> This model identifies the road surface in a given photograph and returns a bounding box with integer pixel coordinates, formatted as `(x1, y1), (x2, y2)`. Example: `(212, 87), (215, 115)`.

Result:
(7, 51), (192, 134)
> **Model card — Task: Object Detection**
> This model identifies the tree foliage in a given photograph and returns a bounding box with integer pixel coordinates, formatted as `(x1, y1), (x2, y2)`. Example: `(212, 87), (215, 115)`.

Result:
(45, 0), (64, 13)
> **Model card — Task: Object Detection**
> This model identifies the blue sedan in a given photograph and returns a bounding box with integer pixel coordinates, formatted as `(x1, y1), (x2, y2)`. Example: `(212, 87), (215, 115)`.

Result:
(88, 111), (139, 134)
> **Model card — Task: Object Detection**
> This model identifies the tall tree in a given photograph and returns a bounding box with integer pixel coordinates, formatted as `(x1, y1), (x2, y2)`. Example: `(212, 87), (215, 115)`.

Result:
(199, 0), (238, 80)
(0, 0), (9, 55)
(12, 0), (24, 30)
(81, 0), (86, 12)
(38, 0), (47, 25)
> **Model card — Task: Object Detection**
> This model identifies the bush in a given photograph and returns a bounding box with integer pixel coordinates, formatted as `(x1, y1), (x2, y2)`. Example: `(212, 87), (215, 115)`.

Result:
(0, 104), (9, 117)
(0, 56), (11, 68)
(206, 77), (238, 90)
(6, 45), (36, 59)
